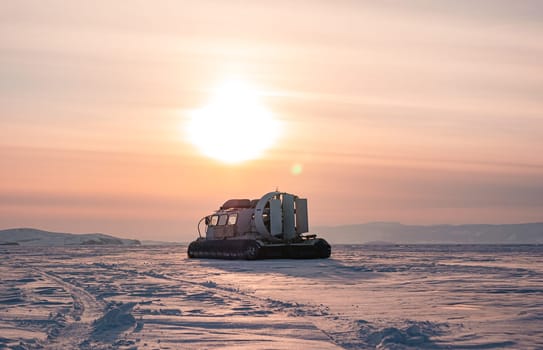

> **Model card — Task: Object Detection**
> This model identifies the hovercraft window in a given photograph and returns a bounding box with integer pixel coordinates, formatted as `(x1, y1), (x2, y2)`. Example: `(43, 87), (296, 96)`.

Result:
(210, 215), (219, 226)
(228, 213), (238, 225)
(218, 214), (228, 226)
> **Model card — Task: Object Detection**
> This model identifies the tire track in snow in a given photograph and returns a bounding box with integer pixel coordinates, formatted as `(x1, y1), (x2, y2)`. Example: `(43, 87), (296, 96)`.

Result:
(90, 263), (342, 348)
(141, 268), (330, 316)
(139, 267), (448, 349)
(34, 269), (105, 349)
(94, 261), (447, 349)
(114, 265), (348, 348)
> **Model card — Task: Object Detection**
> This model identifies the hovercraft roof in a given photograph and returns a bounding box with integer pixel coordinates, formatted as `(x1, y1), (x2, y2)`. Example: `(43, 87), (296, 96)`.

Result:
(220, 199), (258, 209)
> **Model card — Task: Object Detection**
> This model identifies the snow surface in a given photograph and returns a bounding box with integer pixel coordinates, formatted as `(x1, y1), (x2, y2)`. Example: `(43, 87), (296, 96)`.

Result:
(1, 244), (542, 349)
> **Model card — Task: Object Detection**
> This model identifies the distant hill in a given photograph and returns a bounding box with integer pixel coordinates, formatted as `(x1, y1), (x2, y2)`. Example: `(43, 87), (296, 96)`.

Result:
(0, 228), (141, 246)
(314, 222), (543, 244)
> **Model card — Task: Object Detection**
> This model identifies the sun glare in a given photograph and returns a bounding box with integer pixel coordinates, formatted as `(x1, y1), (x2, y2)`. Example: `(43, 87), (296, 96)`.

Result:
(186, 79), (280, 164)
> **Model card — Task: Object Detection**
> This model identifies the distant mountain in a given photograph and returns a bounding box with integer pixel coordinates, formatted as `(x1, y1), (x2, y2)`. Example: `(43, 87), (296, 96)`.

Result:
(314, 222), (543, 244)
(0, 228), (141, 246)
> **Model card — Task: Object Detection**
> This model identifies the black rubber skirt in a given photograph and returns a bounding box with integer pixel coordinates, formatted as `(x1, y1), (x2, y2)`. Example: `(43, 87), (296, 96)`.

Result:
(187, 239), (331, 260)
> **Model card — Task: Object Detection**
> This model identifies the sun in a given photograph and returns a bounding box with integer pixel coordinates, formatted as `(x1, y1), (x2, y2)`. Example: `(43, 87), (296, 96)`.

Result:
(186, 79), (280, 164)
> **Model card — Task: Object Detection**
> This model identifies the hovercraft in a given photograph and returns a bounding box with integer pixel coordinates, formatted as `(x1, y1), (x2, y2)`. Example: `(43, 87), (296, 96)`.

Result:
(187, 191), (331, 259)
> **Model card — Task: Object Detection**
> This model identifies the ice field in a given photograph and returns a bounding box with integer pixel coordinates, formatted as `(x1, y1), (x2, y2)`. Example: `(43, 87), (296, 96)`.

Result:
(1, 244), (542, 349)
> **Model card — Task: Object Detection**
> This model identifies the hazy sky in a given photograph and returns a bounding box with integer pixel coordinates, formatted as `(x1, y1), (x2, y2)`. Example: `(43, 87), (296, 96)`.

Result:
(2, 1), (543, 241)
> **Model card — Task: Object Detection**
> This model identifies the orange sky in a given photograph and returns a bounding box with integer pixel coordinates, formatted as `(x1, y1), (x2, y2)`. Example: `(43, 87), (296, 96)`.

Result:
(1, 1), (543, 241)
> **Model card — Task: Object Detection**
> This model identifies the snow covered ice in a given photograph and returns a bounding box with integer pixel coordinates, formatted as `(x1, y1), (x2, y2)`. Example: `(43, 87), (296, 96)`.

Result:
(1, 244), (542, 349)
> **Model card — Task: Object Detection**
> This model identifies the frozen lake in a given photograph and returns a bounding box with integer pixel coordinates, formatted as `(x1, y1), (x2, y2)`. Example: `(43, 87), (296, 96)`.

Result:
(1, 244), (542, 349)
